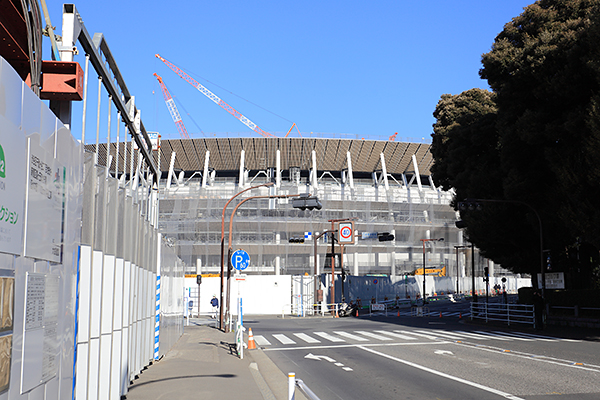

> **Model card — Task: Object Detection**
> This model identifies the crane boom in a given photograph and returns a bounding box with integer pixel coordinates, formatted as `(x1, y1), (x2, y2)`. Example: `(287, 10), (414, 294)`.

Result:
(155, 54), (275, 138)
(154, 73), (190, 139)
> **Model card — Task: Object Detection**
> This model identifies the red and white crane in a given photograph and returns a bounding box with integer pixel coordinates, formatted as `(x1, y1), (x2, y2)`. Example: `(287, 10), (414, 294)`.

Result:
(156, 54), (275, 138)
(154, 73), (190, 139)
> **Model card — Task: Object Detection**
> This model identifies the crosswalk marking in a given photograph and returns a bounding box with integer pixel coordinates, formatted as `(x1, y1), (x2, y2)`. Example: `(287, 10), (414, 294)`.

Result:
(476, 331), (533, 341)
(355, 331), (393, 341)
(398, 330), (438, 340)
(254, 335), (271, 346)
(314, 331), (345, 342)
(333, 331), (369, 341)
(273, 334), (296, 344)
(418, 330), (465, 340)
(253, 328), (575, 348)
(374, 330), (417, 340)
(515, 332), (579, 342)
(294, 333), (321, 343)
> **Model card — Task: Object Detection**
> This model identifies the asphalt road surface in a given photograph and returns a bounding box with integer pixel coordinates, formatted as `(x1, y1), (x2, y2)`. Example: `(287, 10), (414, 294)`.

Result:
(245, 313), (600, 400)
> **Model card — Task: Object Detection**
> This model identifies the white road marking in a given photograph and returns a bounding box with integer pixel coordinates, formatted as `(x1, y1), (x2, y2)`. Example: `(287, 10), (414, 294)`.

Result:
(397, 330), (439, 340)
(355, 331), (393, 341)
(515, 332), (580, 342)
(293, 333), (321, 343)
(273, 334), (296, 345)
(492, 331), (557, 342)
(417, 330), (465, 340)
(342, 367), (353, 371)
(452, 330), (495, 340)
(305, 353), (336, 362)
(374, 330), (417, 340)
(434, 350), (454, 356)
(476, 331), (533, 341)
(254, 335), (271, 346)
(359, 346), (525, 400)
(314, 331), (345, 342)
(333, 331), (369, 341)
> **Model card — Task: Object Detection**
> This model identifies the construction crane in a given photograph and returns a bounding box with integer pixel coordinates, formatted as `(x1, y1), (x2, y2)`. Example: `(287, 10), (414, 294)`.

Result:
(389, 132), (398, 141)
(154, 73), (190, 139)
(155, 54), (275, 138)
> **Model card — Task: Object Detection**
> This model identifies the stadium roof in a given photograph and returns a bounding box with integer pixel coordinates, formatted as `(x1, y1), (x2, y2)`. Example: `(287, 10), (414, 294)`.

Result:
(93, 137), (433, 176)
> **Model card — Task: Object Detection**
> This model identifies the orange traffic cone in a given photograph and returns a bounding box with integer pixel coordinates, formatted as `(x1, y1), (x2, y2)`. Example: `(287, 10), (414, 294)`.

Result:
(459, 312), (462, 319)
(247, 328), (257, 350)
(397, 310), (400, 317)
(439, 311), (442, 318)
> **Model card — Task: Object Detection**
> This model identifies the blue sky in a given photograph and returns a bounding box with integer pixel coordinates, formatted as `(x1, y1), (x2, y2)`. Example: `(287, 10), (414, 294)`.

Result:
(46, 1), (533, 143)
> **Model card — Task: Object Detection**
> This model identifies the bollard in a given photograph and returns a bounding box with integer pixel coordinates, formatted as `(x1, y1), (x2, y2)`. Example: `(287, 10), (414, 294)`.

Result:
(288, 372), (295, 400)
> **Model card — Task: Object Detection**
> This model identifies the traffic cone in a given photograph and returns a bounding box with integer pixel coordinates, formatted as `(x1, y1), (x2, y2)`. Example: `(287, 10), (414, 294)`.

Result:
(397, 310), (400, 317)
(247, 328), (257, 350)
(356, 308), (359, 317)
(439, 311), (442, 318)
(459, 312), (462, 319)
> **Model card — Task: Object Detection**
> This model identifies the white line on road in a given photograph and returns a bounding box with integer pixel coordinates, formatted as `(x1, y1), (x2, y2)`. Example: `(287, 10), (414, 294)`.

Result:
(253, 335), (271, 346)
(333, 331), (369, 341)
(273, 334), (296, 345)
(354, 331), (393, 341)
(358, 346), (525, 400)
(263, 341), (451, 352)
(374, 330), (417, 340)
(293, 333), (321, 343)
(314, 331), (345, 342)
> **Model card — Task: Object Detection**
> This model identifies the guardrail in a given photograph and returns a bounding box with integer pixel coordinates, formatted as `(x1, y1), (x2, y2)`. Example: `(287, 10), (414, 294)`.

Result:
(289, 372), (321, 400)
(470, 301), (535, 327)
(548, 305), (600, 318)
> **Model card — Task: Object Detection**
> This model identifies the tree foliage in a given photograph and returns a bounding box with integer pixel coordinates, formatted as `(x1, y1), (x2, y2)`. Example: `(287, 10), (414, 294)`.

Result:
(432, 0), (600, 284)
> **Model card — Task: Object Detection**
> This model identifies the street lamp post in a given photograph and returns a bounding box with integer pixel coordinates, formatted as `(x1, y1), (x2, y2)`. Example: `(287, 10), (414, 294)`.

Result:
(223, 192), (305, 332)
(421, 238), (444, 303)
(219, 183), (274, 331)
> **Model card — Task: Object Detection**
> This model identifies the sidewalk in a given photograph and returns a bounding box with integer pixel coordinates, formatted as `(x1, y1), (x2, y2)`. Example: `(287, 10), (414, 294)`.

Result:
(124, 318), (308, 400)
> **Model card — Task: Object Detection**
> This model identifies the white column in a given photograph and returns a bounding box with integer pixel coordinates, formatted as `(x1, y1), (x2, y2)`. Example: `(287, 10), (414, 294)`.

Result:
(311, 150), (318, 191)
(239, 149), (245, 188)
(346, 151), (355, 189)
(411, 154), (423, 192)
(353, 252), (359, 276)
(380, 153), (389, 191)
(276, 149), (281, 189)
(202, 150), (210, 188)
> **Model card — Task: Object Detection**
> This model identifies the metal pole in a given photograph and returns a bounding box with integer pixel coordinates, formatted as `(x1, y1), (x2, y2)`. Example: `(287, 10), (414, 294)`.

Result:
(226, 192), (302, 331)
(106, 96), (112, 170)
(456, 247), (459, 294)
(95, 76), (102, 165)
(472, 243), (476, 301)
(330, 227), (335, 307)
(81, 54), (90, 144)
(422, 241), (426, 303)
(219, 182), (274, 331)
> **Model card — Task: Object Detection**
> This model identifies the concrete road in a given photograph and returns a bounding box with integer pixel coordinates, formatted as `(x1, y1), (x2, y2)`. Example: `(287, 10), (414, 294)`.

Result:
(245, 315), (600, 400)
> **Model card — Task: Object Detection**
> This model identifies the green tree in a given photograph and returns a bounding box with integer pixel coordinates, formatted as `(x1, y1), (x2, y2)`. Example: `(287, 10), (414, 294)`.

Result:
(433, 0), (600, 284)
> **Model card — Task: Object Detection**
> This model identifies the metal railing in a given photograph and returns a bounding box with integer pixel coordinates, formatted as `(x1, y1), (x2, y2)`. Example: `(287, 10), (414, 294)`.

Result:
(470, 301), (535, 326)
(289, 372), (321, 400)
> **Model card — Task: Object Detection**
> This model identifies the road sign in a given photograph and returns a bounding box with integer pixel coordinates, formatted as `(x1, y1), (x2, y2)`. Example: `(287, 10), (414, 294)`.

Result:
(231, 249), (250, 271)
(338, 221), (355, 244)
(373, 279), (378, 285)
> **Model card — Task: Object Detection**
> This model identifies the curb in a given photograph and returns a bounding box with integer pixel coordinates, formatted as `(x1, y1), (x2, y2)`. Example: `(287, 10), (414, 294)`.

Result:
(247, 348), (309, 400)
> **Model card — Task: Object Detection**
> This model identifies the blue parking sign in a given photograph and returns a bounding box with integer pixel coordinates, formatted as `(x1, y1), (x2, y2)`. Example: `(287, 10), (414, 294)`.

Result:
(231, 249), (250, 271)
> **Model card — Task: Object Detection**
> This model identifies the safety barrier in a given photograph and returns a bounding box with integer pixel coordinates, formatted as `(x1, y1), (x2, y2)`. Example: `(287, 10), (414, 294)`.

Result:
(370, 303), (387, 316)
(289, 372), (321, 400)
(470, 301), (534, 326)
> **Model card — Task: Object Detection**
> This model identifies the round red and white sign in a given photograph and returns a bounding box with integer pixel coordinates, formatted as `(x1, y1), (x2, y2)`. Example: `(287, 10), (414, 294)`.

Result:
(338, 222), (354, 244)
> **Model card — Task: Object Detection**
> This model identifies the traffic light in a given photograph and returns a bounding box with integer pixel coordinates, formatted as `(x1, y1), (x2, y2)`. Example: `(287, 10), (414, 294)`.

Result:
(458, 200), (482, 212)
(289, 237), (305, 243)
(483, 267), (489, 282)
(292, 194), (322, 210)
(378, 232), (395, 242)
(196, 275), (202, 285)
(455, 220), (467, 229)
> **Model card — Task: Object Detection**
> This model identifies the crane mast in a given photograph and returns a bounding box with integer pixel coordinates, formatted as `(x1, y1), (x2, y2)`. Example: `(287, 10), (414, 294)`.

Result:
(154, 73), (190, 139)
(155, 54), (275, 138)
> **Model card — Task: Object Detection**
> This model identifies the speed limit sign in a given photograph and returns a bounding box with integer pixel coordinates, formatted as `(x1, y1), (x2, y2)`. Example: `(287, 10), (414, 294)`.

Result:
(338, 221), (355, 244)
